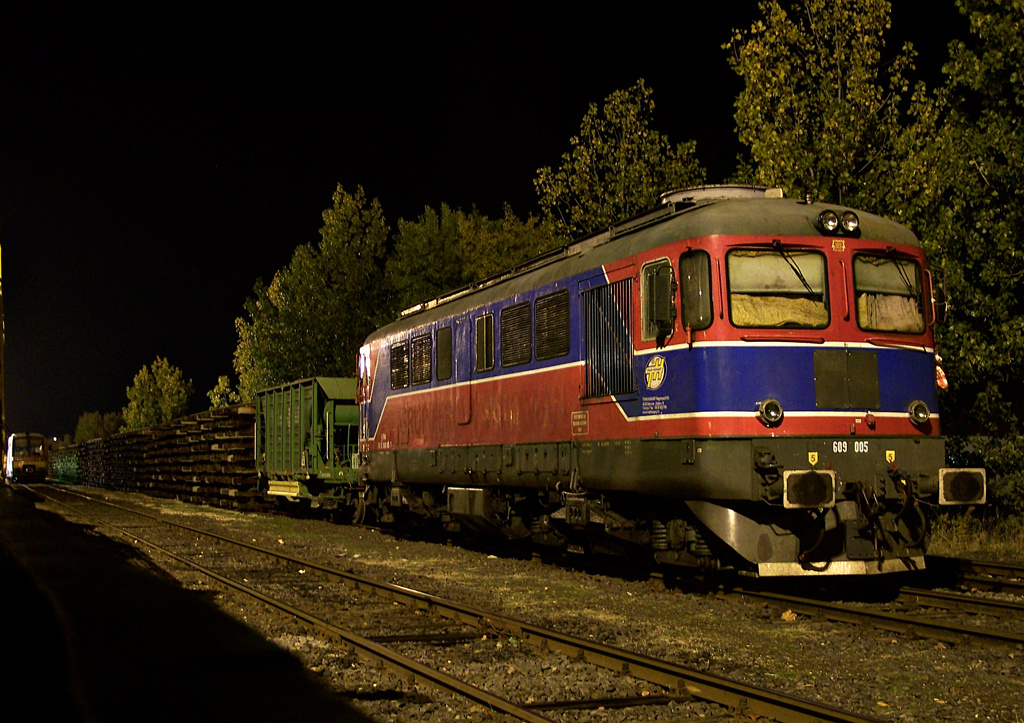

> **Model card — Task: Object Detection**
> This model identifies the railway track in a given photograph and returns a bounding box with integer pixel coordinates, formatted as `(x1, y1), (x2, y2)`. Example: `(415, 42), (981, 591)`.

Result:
(925, 555), (1024, 595)
(898, 586), (1024, 619)
(32, 484), (887, 723)
(724, 556), (1024, 651)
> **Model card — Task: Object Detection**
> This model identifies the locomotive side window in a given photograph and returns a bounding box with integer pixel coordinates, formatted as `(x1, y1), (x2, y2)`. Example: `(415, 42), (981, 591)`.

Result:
(410, 333), (432, 385)
(475, 313), (494, 372)
(390, 340), (409, 389)
(679, 251), (713, 330)
(641, 259), (676, 342)
(436, 325), (453, 381)
(501, 302), (532, 367)
(727, 249), (828, 329)
(535, 289), (570, 360)
(853, 255), (925, 333)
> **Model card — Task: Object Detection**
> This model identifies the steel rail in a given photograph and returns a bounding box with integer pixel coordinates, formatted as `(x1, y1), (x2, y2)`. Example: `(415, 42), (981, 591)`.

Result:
(957, 574), (1024, 595)
(42, 486), (886, 723)
(900, 586), (1024, 618)
(733, 588), (1024, 649)
(32, 486), (555, 723)
(926, 556), (1024, 580)
(925, 556), (1024, 595)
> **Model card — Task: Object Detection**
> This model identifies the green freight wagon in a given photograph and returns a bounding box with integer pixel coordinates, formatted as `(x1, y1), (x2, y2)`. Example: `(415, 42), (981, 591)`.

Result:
(255, 377), (360, 507)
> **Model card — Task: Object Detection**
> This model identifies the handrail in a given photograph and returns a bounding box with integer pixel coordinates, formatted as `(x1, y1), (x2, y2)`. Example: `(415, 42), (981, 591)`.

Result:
(740, 334), (825, 344)
(839, 259), (850, 321)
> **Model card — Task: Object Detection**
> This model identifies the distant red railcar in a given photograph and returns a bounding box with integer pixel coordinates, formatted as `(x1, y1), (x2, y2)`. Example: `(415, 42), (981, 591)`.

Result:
(5, 432), (49, 483)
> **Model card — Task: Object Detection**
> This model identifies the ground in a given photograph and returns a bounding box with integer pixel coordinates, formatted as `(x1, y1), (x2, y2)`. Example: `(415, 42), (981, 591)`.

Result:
(61, 492), (1024, 722)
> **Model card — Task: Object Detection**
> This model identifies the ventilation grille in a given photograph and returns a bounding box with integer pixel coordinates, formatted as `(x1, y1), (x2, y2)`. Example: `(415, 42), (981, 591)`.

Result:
(536, 289), (570, 360)
(410, 335), (432, 386)
(583, 279), (634, 397)
(501, 302), (532, 367)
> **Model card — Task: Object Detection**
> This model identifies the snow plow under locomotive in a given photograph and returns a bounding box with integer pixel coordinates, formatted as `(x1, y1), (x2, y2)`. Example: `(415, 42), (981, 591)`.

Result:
(290, 186), (986, 577)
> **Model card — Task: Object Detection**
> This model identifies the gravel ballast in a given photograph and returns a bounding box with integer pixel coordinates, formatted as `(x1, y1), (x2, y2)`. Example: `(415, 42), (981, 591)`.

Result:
(43, 490), (1024, 722)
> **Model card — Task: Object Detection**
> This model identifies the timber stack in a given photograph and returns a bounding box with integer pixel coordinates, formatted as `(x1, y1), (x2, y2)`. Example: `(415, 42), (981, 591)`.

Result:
(52, 404), (265, 510)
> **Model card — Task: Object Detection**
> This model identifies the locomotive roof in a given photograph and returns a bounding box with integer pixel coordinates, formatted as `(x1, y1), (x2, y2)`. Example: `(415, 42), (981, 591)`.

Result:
(368, 187), (921, 341)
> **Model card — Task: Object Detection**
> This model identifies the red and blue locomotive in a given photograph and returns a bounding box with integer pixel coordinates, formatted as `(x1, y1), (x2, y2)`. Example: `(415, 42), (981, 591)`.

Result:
(356, 186), (985, 576)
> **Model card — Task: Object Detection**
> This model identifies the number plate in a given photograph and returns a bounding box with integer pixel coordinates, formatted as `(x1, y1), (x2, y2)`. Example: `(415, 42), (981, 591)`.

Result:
(832, 440), (870, 454)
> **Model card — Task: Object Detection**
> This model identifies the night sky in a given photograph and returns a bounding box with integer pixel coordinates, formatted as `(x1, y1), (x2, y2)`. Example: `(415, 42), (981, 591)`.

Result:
(0, 2), (965, 438)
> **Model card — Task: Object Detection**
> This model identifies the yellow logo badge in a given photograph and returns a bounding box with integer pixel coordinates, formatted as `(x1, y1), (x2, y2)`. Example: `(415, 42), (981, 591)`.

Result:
(645, 355), (666, 390)
(808, 452), (818, 466)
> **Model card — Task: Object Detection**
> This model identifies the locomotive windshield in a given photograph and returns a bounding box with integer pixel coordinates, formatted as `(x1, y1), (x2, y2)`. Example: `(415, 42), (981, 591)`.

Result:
(727, 249), (828, 328)
(12, 436), (45, 458)
(853, 254), (925, 333)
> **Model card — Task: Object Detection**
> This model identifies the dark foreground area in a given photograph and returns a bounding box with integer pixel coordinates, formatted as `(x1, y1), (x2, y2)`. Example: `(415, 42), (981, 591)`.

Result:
(0, 484), (369, 723)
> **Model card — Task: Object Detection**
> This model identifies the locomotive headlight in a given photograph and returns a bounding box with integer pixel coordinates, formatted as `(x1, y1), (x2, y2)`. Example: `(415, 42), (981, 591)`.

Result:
(758, 398), (785, 426)
(818, 210), (840, 232)
(840, 211), (860, 233)
(908, 400), (931, 426)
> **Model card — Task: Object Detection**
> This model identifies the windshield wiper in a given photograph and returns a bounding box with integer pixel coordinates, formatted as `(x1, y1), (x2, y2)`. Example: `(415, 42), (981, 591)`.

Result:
(886, 247), (918, 297)
(772, 239), (815, 295)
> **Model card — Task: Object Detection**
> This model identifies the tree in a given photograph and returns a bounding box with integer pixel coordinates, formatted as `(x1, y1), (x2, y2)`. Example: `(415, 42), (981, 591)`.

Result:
(534, 79), (706, 238)
(73, 411), (124, 443)
(724, 0), (918, 208)
(388, 204), (472, 312)
(233, 184), (390, 401)
(387, 204), (563, 312)
(462, 205), (565, 283)
(896, 0), (1024, 513)
(207, 375), (241, 409)
(122, 357), (194, 430)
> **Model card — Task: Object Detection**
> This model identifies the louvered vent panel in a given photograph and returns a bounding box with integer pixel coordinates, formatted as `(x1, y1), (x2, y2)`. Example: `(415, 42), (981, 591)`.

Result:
(501, 302), (532, 367)
(582, 279), (634, 397)
(536, 289), (570, 360)
(410, 335), (432, 386)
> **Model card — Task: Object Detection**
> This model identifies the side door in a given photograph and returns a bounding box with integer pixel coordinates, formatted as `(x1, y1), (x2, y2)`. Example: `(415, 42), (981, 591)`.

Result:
(455, 317), (473, 425)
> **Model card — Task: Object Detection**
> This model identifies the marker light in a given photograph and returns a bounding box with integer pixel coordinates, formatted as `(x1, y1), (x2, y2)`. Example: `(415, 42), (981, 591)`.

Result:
(908, 400), (931, 426)
(758, 398), (785, 426)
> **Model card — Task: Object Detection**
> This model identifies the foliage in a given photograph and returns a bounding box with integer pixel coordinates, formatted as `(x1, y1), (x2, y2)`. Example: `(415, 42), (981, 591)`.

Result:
(387, 204), (564, 312)
(73, 411), (124, 443)
(911, 0), (1024, 514)
(724, 0), (918, 207)
(929, 508), (1024, 560)
(387, 204), (470, 312)
(122, 357), (194, 431)
(534, 79), (706, 238)
(463, 206), (566, 283)
(233, 184), (391, 401)
(207, 375), (241, 409)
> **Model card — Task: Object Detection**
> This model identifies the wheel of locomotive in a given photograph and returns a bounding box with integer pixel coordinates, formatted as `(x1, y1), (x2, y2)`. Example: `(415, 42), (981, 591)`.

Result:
(357, 486), (382, 525)
(349, 497), (367, 525)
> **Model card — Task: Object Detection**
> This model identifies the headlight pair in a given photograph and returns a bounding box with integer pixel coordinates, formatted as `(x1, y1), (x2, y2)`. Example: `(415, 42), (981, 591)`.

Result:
(818, 209), (859, 235)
